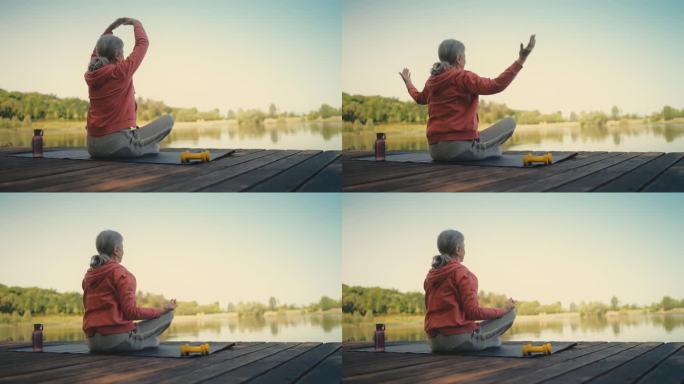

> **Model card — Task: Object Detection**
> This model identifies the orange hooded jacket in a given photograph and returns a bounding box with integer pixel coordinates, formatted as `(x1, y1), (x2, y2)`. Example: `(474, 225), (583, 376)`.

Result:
(424, 260), (506, 338)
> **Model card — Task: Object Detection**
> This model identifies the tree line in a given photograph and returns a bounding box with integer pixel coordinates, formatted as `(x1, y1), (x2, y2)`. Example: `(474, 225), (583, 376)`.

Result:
(342, 92), (684, 127)
(342, 284), (684, 317)
(0, 283), (341, 322)
(0, 89), (340, 127)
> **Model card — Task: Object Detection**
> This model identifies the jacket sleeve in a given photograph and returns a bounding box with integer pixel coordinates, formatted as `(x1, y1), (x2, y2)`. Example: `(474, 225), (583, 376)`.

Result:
(456, 271), (506, 320)
(406, 82), (428, 105)
(114, 20), (149, 79)
(113, 268), (163, 320)
(459, 61), (523, 95)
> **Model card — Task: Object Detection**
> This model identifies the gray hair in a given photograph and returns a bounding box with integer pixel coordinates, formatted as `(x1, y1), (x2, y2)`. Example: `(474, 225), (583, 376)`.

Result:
(431, 39), (465, 76)
(90, 230), (123, 267)
(431, 229), (465, 268)
(88, 34), (124, 72)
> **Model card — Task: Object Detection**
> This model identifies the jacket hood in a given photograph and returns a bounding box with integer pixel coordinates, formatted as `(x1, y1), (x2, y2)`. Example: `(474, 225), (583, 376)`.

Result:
(426, 68), (461, 93)
(425, 260), (463, 288)
(83, 260), (122, 290)
(84, 64), (116, 88)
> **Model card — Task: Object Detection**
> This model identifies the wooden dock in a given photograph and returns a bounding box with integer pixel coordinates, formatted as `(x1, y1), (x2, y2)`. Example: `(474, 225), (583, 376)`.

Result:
(0, 147), (341, 192)
(342, 341), (684, 383)
(343, 151), (684, 192)
(0, 341), (341, 383)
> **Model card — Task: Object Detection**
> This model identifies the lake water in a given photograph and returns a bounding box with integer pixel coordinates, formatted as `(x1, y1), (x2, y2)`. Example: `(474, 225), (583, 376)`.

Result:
(0, 119), (341, 151)
(343, 313), (684, 343)
(0, 312), (341, 343)
(343, 121), (684, 152)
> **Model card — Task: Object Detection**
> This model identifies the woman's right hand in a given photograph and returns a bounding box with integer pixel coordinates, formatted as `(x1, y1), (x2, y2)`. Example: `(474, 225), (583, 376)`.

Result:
(163, 299), (177, 312)
(398, 68), (412, 84)
(518, 34), (536, 63)
(505, 298), (516, 311)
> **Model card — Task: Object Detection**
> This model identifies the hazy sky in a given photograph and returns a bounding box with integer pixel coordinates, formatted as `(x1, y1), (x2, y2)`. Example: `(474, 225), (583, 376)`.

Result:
(343, 0), (684, 116)
(343, 194), (684, 307)
(0, 194), (341, 307)
(0, 0), (340, 113)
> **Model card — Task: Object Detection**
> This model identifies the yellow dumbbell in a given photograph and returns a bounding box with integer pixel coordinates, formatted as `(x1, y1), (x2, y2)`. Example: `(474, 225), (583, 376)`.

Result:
(522, 342), (552, 356)
(522, 152), (553, 166)
(179, 343), (210, 356)
(180, 150), (211, 163)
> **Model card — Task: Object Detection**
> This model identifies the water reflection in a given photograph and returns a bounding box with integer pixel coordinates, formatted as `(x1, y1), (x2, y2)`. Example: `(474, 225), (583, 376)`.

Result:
(343, 313), (684, 343)
(0, 312), (342, 343)
(342, 122), (684, 152)
(0, 120), (341, 151)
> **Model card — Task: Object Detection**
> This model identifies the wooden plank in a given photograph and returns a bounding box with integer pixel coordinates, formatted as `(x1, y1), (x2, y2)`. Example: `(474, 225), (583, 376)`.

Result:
(591, 343), (684, 384)
(296, 349), (342, 384)
(496, 342), (639, 384)
(343, 352), (524, 384)
(596, 152), (684, 192)
(476, 152), (619, 192)
(249, 343), (340, 384)
(642, 155), (684, 192)
(247, 151), (340, 192)
(297, 157), (342, 192)
(343, 161), (447, 188)
(125, 149), (271, 191)
(153, 150), (299, 192)
(500, 152), (640, 192)
(445, 342), (612, 384)
(0, 157), (108, 183)
(0, 351), (99, 378)
(637, 343), (684, 384)
(155, 343), (298, 384)
(552, 152), (663, 192)
(200, 150), (320, 192)
(204, 343), (320, 383)
(551, 342), (662, 384)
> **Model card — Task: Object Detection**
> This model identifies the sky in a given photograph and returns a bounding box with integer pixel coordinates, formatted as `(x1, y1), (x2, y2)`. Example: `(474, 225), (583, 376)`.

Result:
(0, 193), (341, 308)
(343, 0), (684, 116)
(343, 194), (684, 307)
(0, 0), (341, 114)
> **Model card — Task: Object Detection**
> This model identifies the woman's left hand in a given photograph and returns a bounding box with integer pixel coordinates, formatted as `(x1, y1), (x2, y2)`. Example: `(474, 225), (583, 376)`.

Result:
(163, 299), (177, 312)
(518, 34), (536, 63)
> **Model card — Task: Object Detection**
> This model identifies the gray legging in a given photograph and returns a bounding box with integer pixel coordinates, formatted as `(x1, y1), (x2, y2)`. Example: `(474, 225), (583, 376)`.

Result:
(429, 117), (516, 162)
(87, 311), (174, 352)
(87, 115), (174, 158)
(429, 309), (516, 352)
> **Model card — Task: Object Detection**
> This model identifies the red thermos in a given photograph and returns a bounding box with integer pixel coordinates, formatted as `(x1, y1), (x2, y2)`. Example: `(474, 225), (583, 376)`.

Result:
(374, 132), (386, 161)
(374, 323), (385, 352)
(32, 129), (44, 158)
(32, 323), (43, 352)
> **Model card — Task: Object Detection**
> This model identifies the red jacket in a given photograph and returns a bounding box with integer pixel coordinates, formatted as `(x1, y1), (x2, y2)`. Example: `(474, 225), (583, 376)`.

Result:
(85, 21), (149, 137)
(424, 260), (506, 338)
(406, 61), (523, 145)
(82, 260), (162, 337)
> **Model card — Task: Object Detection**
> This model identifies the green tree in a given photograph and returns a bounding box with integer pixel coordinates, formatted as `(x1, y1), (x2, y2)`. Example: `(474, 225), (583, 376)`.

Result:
(611, 106), (621, 120)
(268, 297), (278, 311)
(610, 296), (619, 311)
(268, 103), (277, 118)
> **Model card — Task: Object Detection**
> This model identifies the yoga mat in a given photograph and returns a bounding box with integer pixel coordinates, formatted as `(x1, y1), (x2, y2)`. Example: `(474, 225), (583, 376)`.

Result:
(9, 149), (235, 165)
(353, 341), (577, 358)
(354, 151), (577, 168)
(13, 341), (235, 358)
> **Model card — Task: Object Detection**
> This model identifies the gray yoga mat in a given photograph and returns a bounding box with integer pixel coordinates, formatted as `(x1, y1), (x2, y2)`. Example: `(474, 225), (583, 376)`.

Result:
(9, 148), (234, 165)
(355, 151), (577, 168)
(353, 341), (577, 358)
(13, 341), (235, 358)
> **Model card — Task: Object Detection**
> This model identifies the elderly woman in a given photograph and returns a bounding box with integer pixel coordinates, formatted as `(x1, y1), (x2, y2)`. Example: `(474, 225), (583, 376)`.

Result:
(82, 230), (176, 352)
(85, 18), (174, 158)
(399, 35), (536, 162)
(424, 230), (516, 352)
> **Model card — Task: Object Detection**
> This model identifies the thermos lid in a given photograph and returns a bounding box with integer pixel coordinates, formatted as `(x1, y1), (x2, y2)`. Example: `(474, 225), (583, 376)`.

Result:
(376, 132), (385, 139)
(375, 323), (385, 330)
(33, 129), (43, 136)
(34, 323), (43, 330)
